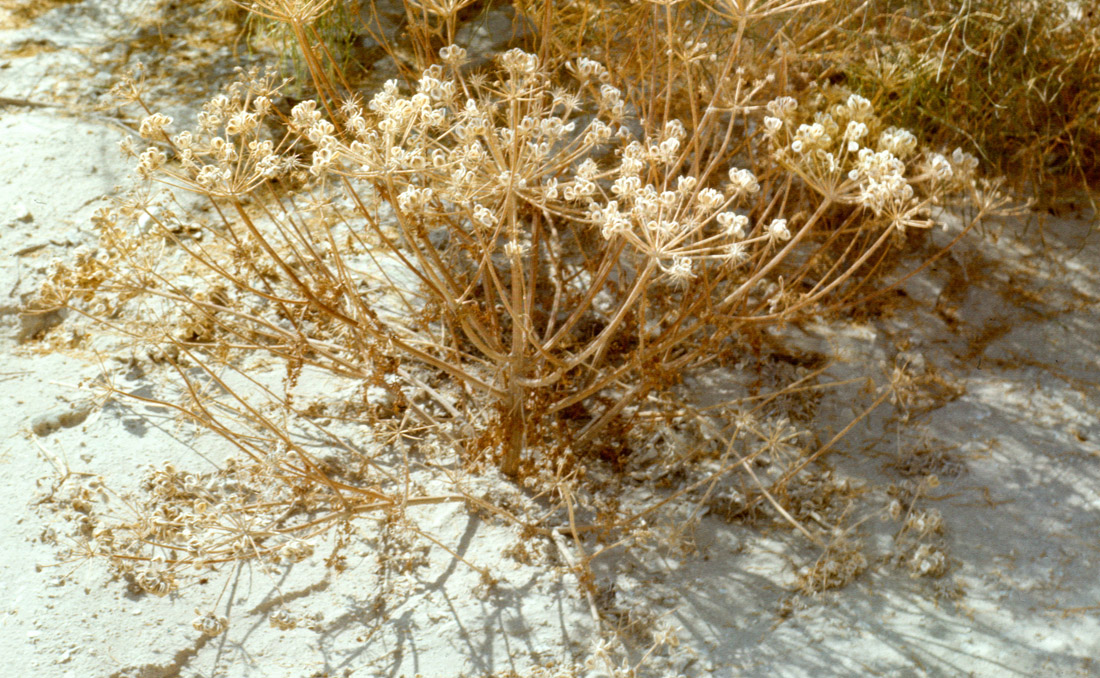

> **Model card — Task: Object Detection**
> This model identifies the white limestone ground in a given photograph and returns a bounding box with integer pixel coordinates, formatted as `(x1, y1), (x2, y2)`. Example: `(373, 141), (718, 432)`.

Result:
(2, 1), (1099, 676)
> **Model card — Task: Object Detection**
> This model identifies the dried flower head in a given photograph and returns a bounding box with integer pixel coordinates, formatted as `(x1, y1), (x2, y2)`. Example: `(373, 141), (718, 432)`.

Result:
(139, 113), (173, 140)
(192, 609), (229, 637)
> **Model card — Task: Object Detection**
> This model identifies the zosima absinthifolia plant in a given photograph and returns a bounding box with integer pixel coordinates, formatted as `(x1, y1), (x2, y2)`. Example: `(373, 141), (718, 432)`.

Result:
(35, 43), (997, 635)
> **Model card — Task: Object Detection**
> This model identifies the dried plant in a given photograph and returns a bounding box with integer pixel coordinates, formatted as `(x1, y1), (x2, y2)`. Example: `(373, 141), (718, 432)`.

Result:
(40, 48), (984, 477)
(27, 0), (1018, 659)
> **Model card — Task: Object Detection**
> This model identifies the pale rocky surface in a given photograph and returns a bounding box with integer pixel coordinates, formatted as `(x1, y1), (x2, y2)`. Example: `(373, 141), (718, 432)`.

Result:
(2, 1), (1099, 676)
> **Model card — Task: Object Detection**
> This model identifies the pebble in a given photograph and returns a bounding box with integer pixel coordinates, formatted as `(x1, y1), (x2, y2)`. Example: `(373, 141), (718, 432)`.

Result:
(30, 402), (95, 437)
(10, 201), (33, 225)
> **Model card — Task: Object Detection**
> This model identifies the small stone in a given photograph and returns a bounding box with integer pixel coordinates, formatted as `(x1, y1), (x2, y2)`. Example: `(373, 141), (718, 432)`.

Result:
(30, 402), (93, 436)
(13, 202), (33, 224)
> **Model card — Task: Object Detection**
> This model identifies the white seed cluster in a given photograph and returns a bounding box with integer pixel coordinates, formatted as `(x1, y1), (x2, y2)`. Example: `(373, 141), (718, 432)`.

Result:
(909, 543), (947, 578)
(765, 91), (980, 227)
(192, 609), (229, 637)
(277, 538), (315, 564)
(279, 47), (773, 284)
(132, 74), (301, 197)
